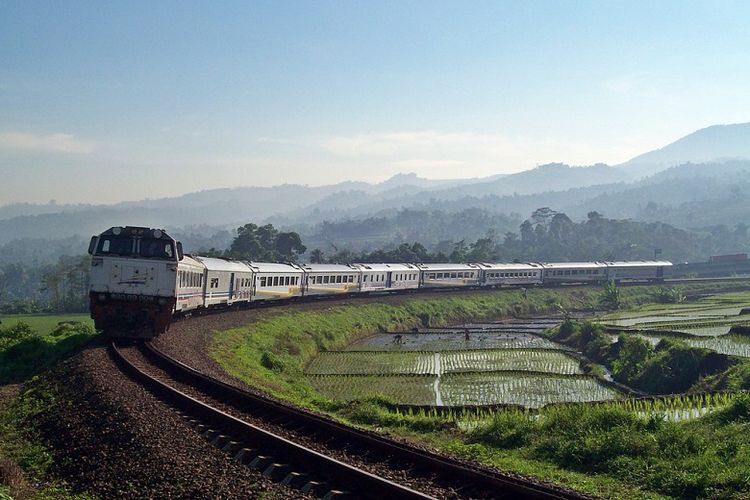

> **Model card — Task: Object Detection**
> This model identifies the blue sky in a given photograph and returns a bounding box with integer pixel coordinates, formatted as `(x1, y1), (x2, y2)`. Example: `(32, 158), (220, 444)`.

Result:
(1, 1), (749, 204)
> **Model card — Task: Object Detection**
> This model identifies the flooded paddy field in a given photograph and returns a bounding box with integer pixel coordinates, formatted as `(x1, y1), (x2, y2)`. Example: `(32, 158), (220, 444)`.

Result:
(307, 318), (621, 408)
(598, 290), (750, 357)
(344, 330), (570, 352)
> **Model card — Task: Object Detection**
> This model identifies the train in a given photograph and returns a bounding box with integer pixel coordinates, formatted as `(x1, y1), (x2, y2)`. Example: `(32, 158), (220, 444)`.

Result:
(87, 226), (672, 339)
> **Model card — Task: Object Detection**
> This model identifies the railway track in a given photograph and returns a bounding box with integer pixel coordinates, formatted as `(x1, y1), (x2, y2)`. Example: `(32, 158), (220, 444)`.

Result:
(110, 340), (586, 499)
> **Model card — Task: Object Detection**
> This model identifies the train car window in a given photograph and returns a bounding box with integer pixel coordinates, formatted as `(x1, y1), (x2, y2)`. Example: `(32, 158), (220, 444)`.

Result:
(323, 276), (328, 284)
(260, 277), (266, 287)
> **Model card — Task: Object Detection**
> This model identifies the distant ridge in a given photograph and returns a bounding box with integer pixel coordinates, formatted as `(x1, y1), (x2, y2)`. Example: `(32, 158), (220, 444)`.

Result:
(618, 122), (750, 178)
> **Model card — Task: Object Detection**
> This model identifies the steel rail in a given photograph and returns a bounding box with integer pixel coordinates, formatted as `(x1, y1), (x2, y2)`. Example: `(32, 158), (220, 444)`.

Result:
(110, 340), (432, 499)
(140, 340), (588, 499)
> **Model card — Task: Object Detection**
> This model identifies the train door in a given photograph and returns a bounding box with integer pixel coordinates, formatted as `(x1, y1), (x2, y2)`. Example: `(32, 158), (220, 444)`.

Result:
(228, 272), (235, 302)
(386, 272), (392, 288)
(657, 266), (664, 279)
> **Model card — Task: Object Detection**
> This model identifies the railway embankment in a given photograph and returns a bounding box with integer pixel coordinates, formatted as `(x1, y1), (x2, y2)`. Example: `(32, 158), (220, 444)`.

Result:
(2, 280), (750, 498)
(0, 341), (300, 499)
(154, 281), (750, 499)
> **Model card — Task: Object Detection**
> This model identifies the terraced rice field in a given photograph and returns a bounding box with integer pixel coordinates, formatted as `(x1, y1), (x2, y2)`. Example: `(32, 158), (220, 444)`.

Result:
(309, 374), (436, 406)
(306, 349), (583, 376)
(440, 372), (619, 408)
(598, 291), (750, 357)
(308, 320), (618, 408)
(344, 331), (569, 352)
(632, 332), (750, 357)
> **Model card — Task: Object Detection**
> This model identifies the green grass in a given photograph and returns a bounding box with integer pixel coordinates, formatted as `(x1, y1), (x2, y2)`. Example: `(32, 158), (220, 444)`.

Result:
(465, 396), (750, 498)
(0, 313), (93, 337)
(209, 282), (750, 499)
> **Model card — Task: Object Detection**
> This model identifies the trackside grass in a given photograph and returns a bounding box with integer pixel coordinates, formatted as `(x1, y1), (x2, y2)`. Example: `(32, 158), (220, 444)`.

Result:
(211, 282), (750, 498)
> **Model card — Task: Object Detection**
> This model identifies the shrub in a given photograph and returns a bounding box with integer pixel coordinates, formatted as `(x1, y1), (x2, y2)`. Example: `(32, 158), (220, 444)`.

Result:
(260, 351), (286, 372)
(470, 410), (534, 448)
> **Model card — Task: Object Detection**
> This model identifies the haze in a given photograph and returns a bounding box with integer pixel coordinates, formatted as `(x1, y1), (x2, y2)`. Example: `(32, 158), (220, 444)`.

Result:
(2, 0), (750, 204)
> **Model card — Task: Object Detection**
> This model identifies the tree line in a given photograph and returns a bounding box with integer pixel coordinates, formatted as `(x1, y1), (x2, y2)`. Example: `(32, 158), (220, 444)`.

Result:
(0, 208), (741, 313)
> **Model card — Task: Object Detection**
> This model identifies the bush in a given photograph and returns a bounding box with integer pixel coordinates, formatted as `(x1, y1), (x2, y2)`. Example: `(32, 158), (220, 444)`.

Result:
(470, 411), (534, 448)
(260, 351), (285, 372)
(533, 405), (659, 473)
(0, 322), (35, 349)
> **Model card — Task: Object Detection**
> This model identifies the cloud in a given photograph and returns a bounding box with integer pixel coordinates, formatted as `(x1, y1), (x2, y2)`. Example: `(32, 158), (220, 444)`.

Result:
(0, 132), (96, 154)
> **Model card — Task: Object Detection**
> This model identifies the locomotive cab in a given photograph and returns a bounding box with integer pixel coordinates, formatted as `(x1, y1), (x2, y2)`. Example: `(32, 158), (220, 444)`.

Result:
(88, 226), (181, 338)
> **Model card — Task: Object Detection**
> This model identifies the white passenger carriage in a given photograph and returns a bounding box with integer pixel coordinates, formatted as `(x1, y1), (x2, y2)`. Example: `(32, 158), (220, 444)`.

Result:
(353, 263), (420, 292)
(175, 255), (206, 313)
(541, 262), (608, 284)
(301, 264), (359, 296)
(477, 262), (544, 287)
(605, 260), (671, 282)
(195, 257), (254, 307)
(417, 263), (481, 288)
(249, 262), (304, 301)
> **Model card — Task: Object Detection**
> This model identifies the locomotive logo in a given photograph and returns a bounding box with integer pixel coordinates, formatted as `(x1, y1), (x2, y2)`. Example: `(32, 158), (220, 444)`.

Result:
(118, 266), (150, 285)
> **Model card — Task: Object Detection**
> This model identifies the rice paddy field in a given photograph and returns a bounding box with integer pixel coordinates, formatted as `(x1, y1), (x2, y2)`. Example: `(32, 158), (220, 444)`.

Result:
(343, 331), (570, 352)
(306, 322), (619, 408)
(598, 290), (750, 357)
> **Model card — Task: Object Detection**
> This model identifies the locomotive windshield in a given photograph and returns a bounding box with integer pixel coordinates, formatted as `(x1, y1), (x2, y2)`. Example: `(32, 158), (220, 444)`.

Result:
(96, 235), (175, 260)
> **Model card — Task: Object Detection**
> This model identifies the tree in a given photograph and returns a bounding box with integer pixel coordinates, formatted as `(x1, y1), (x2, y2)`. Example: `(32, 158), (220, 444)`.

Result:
(467, 236), (495, 262)
(275, 232), (306, 261)
(309, 248), (325, 264)
(449, 240), (467, 263)
(519, 220), (535, 245)
(228, 223), (306, 262)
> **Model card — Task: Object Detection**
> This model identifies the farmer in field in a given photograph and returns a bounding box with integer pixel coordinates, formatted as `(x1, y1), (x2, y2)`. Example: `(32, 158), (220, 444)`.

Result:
(393, 334), (403, 344)
(464, 329), (471, 341)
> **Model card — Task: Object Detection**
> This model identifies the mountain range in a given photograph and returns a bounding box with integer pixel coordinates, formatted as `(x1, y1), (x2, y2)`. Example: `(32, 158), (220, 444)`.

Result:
(1, 122), (749, 258)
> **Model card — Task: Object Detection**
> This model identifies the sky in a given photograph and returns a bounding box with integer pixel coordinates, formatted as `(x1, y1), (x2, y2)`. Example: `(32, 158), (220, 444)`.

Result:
(1, 1), (750, 204)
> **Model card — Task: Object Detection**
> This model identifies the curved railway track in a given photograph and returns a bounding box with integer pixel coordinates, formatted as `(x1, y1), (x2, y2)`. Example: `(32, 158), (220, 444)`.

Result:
(110, 339), (587, 499)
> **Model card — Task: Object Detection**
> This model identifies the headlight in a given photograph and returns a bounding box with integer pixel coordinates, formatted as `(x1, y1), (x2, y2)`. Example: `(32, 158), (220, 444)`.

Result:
(112, 227), (122, 235)
(153, 229), (163, 239)
(99, 294), (107, 301)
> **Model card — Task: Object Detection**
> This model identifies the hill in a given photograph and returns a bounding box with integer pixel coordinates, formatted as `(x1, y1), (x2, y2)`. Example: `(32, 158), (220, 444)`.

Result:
(618, 122), (750, 178)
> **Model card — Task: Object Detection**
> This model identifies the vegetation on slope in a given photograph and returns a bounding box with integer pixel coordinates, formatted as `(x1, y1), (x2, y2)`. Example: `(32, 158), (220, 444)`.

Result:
(211, 282), (750, 498)
(0, 321), (97, 384)
(466, 395), (750, 498)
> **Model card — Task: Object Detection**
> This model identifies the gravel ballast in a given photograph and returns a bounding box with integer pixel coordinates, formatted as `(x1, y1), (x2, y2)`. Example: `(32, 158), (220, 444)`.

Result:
(26, 343), (297, 498)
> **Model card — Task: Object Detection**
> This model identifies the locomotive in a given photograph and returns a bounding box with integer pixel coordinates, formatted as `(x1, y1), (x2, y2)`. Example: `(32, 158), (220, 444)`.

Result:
(88, 226), (671, 339)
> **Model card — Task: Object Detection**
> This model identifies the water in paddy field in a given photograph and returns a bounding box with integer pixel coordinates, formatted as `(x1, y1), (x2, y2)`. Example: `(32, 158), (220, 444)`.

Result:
(632, 332), (750, 357)
(310, 319), (622, 408)
(344, 331), (569, 352)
